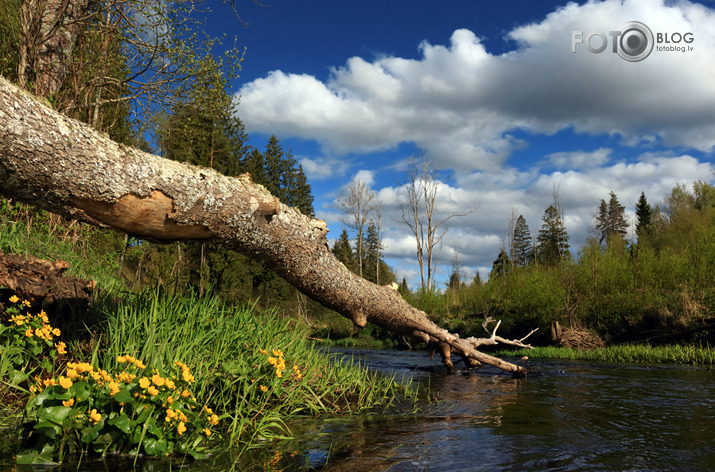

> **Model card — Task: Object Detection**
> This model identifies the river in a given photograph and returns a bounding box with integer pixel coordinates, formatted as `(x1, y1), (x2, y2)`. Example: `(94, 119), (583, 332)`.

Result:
(8, 348), (715, 471)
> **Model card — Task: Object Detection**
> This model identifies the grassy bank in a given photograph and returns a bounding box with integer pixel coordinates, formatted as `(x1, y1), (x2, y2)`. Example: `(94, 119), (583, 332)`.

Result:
(0, 289), (418, 464)
(503, 343), (715, 365)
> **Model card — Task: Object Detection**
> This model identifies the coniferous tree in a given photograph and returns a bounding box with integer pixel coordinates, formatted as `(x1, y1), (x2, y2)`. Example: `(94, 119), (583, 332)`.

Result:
(595, 191), (628, 245)
(490, 248), (511, 279)
(635, 192), (652, 240)
(512, 214), (533, 267)
(332, 229), (357, 273)
(243, 149), (268, 187)
(363, 222), (381, 284)
(537, 205), (570, 265)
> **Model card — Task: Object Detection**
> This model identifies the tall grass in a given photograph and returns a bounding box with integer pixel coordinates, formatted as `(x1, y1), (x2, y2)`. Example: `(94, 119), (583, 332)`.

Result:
(92, 289), (417, 451)
(504, 343), (715, 365)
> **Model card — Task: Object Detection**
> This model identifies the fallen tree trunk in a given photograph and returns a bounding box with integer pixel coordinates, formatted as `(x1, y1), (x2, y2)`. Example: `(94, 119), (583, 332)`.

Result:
(0, 76), (530, 376)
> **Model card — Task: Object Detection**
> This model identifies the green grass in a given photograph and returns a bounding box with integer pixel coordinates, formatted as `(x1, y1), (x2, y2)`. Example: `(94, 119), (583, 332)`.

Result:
(91, 289), (418, 451)
(502, 343), (715, 365)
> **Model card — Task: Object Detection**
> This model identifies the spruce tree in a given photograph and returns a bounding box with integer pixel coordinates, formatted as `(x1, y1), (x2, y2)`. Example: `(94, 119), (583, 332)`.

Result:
(537, 205), (570, 265)
(635, 191), (652, 239)
(332, 229), (357, 273)
(512, 214), (533, 267)
(490, 248), (511, 279)
(596, 191), (628, 245)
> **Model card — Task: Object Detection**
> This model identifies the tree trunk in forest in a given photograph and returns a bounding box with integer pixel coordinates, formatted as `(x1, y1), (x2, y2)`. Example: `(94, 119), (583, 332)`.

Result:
(0, 76), (530, 376)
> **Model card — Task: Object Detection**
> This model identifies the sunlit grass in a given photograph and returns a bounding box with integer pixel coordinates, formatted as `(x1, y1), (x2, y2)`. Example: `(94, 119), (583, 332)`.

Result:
(503, 343), (715, 365)
(93, 289), (418, 451)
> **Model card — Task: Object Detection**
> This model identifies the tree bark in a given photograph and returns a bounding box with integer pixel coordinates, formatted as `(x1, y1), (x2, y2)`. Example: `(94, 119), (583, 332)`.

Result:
(0, 76), (528, 376)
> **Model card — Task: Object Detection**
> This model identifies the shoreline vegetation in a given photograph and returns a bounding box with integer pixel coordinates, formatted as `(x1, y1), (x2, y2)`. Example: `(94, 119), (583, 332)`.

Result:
(502, 344), (715, 366)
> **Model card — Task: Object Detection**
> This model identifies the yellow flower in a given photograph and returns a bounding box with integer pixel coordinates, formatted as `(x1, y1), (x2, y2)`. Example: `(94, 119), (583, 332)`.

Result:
(259, 349), (268, 355)
(117, 355), (127, 363)
(177, 421), (187, 436)
(180, 389), (190, 398)
(166, 396), (174, 404)
(59, 376), (73, 389)
(204, 406), (213, 415)
(210, 414), (219, 426)
(63, 398), (75, 407)
(268, 356), (277, 366)
(165, 408), (177, 421)
(22, 299), (31, 307)
(165, 379), (175, 390)
(147, 386), (159, 396)
(67, 368), (78, 379)
(89, 409), (101, 423)
(56, 342), (67, 355)
(259, 385), (268, 393)
(181, 369), (194, 383)
(272, 349), (283, 357)
(8, 295), (19, 303)
(25, 328), (33, 337)
(108, 381), (120, 396)
(135, 360), (146, 369)
(139, 377), (151, 389)
(203, 428), (212, 437)
(152, 373), (165, 387)
(52, 327), (61, 337)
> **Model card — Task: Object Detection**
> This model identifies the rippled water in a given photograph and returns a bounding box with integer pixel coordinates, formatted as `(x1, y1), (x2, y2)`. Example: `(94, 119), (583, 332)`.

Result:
(6, 349), (715, 471)
(280, 348), (715, 472)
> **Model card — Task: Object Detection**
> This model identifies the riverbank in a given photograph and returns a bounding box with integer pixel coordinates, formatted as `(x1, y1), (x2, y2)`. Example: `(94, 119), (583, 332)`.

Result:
(0, 290), (419, 465)
(503, 343), (715, 365)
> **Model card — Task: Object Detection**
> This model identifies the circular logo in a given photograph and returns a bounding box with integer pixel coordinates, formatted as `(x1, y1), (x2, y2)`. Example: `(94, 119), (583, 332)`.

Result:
(617, 21), (654, 62)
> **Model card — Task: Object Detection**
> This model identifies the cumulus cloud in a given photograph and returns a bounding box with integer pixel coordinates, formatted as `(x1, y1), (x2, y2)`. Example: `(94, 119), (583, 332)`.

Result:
(237, 0), (715, 171)
(545, 148), (612, 169)
(370, 154), (713, 286)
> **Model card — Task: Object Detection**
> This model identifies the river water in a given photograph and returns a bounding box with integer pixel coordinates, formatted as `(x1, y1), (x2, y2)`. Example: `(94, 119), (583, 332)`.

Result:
(266, 348), (715, 472)
(8, 348), (715, 471)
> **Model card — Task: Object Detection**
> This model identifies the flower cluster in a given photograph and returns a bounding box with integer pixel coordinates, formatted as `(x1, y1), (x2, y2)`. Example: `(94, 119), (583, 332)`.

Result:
(23, 350), (217, 459)
(255, 348), (304, 392)
(1, 295), (66, 371)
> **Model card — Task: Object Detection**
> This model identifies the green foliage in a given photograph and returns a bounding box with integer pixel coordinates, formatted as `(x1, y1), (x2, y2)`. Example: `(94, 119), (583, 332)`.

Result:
(512, 214), (533, 268)
(536, 204), (570, 265)
(595, 191), (628, 246)
(507, 343), (715, 365)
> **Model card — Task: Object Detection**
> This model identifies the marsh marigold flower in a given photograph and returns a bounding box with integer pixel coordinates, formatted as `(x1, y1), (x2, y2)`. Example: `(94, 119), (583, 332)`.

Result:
(177, 421), (187, 436)
(139, 377), (150, 389)
(152, 372), (165, 387)
(56, 342), (67, 355)
(9, 295), (19, 303)
(63, 398), (75, 407)
(147, 386), (159, 396)
(59, 376), (73, 389)
(89, 409), (101, 423)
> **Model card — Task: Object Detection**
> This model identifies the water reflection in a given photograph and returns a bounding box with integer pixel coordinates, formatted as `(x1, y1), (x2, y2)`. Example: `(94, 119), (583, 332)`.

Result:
(284, 351), (715, 472)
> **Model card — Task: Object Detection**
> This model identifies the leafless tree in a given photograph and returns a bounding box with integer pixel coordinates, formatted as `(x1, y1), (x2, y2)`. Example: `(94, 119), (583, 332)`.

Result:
(399, 155), (475, 292)
(337, 179), (376, 278)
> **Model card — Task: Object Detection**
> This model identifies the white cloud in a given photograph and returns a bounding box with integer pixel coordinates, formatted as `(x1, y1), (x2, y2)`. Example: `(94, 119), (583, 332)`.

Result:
(545, 148), (612, 169)
(237, 0), (715, 170)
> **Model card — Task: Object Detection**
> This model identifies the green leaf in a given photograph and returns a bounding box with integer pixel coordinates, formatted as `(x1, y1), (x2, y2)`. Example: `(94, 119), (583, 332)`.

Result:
(108, 414), (132, 434)
(113, 386), (134, 404)
(81, 424), (100, 443)
(143, 437), (168, 456)
(38, 405), (71, 424)
(34, 421), (60, 439)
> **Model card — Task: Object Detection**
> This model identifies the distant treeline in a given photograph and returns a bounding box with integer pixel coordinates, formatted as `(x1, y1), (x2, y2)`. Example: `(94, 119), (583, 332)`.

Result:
(416, 181), (715, 345)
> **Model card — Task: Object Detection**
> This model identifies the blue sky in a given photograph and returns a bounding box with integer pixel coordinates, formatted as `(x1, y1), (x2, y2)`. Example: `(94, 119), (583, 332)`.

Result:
(204, 0), (715, 288)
